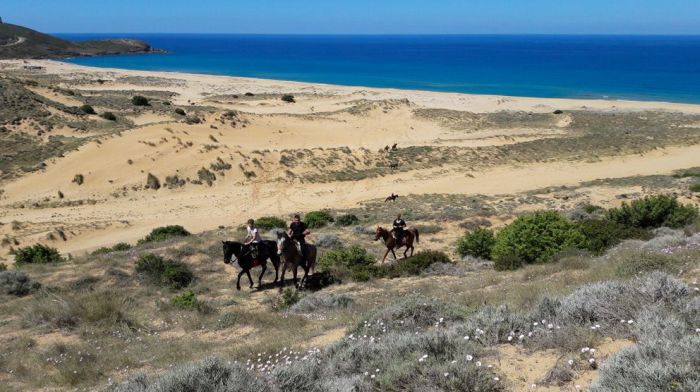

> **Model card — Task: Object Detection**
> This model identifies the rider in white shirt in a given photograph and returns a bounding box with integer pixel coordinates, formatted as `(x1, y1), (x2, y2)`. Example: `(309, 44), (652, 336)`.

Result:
(244, 219), (262, 258)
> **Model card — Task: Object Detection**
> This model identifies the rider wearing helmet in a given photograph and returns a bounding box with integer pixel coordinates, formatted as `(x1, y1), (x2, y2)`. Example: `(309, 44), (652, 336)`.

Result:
(244, 219), (262, 259)
(288, 214), (310, 258)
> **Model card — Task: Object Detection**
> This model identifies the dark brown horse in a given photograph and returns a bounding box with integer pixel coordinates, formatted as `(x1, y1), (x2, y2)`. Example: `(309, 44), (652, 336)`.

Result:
(222, 240), (280, 290)
(374, 226), (419, 263)
(276, 232), (317, 288)
(385, 193), (399, 202)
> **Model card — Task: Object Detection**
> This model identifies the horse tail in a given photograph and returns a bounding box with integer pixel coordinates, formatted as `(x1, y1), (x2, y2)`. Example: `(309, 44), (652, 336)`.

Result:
(413, 228), (419, 244)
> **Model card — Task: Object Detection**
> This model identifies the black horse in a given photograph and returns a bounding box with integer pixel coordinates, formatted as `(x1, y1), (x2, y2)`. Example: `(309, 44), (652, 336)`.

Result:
(222, 240), (281, 290)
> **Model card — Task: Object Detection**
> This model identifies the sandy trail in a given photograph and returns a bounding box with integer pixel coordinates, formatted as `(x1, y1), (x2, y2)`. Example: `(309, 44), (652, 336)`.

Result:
(3, 144), (699, 256)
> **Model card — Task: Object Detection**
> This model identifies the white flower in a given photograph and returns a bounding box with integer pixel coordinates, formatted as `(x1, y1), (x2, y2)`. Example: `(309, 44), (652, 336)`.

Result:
(507, 336), (513, 341)
(547, 323), (553, 329)
(531, 384), (537, 389)
(581, 347), (590, 353)
(575, 385), (581, 390)
(518, 334), (525, 340)
(464, 335), (470, 340)
(439, 317), (444, 323)
(494, 377), (500, 381)
(370, 374), (375, 379)
(466, 355), (473, 361)
(590, 348), (596, 353)
(589, 358), (596, 364)
(444, 372), (449, 377)
(627, 320), (634, 324)
(568, 359), (574, 366)
(476, 361), (482, 367)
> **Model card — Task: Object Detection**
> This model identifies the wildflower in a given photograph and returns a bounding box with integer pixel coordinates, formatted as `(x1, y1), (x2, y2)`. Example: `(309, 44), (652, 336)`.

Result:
(518, 334), (525, 340)
(466, 354), (473, 361)
(568, 359), (574, 366)
(507, 336), (513, 341)
(494, 377), (500, 381)
(589, 358), (596, 364)
(581, 347), (590, 353)
(476, 361), (482, 367)
(371, 374), (376, 379)
(444, 372), (449, 377)
(531, 384), (537, 389)
(627, 319), (634, 324)
(463, 335), (470, 340)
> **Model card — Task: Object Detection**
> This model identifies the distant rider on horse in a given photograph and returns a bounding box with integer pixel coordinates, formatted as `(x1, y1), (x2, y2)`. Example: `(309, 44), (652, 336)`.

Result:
(244, 218), (263, 259)
(288, 214), (311, 259)
(391, 213), (407, 245)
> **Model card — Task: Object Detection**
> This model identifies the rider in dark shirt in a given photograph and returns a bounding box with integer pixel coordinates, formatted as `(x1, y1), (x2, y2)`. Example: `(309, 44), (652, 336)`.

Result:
(289, 214), (310, 257)
(392, 213), (407, 245)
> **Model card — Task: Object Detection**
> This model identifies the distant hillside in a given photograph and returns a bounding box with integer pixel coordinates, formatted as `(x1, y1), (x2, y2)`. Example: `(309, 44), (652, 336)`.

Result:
(0, 22), (159, 59)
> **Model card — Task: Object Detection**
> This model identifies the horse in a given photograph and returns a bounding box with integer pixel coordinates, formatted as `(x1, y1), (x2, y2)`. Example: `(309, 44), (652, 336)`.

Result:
(276, 232), (317, 288)
(222, 240), (281, 290)
(374, 226), (419, 263)
(385, 193), (399, 202)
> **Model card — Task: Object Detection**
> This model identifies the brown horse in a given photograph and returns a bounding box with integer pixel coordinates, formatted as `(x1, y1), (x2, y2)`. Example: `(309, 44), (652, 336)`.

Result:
(276, 232), (317, 288)
(385, 193), (399, 202)
(374, 226), (419, 262)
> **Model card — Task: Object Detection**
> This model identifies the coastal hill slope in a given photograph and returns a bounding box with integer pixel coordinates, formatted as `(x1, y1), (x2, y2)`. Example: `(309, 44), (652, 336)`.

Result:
(0, 22), (156, 59)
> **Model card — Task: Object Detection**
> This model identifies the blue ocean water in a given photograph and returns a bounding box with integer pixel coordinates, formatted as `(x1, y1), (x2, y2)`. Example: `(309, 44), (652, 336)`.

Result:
(59, 34), (700, 103)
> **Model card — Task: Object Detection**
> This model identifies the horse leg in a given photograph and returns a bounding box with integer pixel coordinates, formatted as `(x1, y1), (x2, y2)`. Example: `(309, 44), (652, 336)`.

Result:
(391, 248), (398, 261)
(236, 270), (245, 290)
(382, 248), (391, 263)
(292, 264), (299, 286)
(246, 270), (254, 288)
(279, 262), (287, 288)
(272, 256), (280, 283)
(257, 262), (267, 288)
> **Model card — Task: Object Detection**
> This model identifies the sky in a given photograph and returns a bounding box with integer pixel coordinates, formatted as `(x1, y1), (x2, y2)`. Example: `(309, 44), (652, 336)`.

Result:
(3, 0), (700, 34)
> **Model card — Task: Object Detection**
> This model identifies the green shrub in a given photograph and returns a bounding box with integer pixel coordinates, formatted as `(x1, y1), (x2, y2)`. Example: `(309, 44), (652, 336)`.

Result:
(492, 211), (586, 268)
(146, 173), (161, 190)
(72, 174), (84, 185)
(131, 95), (150, 106)
(304, 210), (334, 229)
(0, 262), (6, 271)
(172, 290), (197, 309)
(139, 225), (191, 244)
(456, 228), (495, 259)
(318, 245), (377, 280)
(607, 195), (698, 229)
(79, 104), (96, 114)
(14, 244), (63, 265)
(255, 216), (287, 230)
(100, 112), (117, 121)
(1, 270), (40, 296)
(335, 214), (359, 227)
(614, 250), (682, 278)
(275, 288), (301, 310)
(92, 242), (132, 255)
(577, 219), (651, 255)
(384, 250), (451, 277)
(690, 184), (700, 193)
(174, 108), (186, 116)
(197, 167), (216, 186)
(281, 94), (295, 103)
(493, 252), (523, 271)
(135, 254), (193, 289)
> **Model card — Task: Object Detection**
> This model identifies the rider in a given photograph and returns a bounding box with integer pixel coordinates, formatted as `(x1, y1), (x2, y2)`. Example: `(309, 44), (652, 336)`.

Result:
(244, 219), (263, 259)
(392, 213), (407, 246)
(288, 214), (310, 258)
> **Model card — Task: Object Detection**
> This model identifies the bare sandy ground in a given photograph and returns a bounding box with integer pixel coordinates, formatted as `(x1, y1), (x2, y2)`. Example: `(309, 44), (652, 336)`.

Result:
(1, 60), (700, 259)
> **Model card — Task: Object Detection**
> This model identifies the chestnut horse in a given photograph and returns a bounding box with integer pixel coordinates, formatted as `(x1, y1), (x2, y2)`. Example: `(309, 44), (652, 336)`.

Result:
(374, 226), (419, 263)
(222, 240), (280, 290)
(276, 232), (317, 288)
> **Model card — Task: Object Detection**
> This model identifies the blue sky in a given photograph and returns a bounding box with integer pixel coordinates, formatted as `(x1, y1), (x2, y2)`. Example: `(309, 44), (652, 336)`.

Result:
(3, 0), (700, 34)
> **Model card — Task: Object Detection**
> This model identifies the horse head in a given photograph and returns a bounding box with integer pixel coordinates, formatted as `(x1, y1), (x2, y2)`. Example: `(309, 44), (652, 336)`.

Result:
(276, 232), (288, 255)
(222, 241), (242, 264)
(374, 226), (386, 241)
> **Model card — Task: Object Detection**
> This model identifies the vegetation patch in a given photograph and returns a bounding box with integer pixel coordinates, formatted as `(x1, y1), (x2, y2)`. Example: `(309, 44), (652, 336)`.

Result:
(92, 242), (132, 255)
(577, 219), (651, 255)
(607, 195), (698, 229)
(14, 244), (63, 265)
(335, 213), (360, 227)
(304, 210), (335, 229)
(135, 254), (193, 289)
(79, 104), (96, 115)
(255, 216), (287, 230)
(100, 112), (117, 121)
(457, 228), (495, 259)
(72, 174), (84, 185)
(131, 95), (150, 106)
(1, 270), (41, 296)
(139, 225), (191, 244)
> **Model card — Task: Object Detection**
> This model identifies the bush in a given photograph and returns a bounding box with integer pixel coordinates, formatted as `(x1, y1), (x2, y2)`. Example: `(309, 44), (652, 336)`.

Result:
(171, 290), (197, 309)
(1, 271), (40, 296)
(614, 250), (682, 277)
(131, 95), (150, 106)
(72, 173), (84, 185)
(607, 195), (698, 229)
(174, 108), (186, 116)
(14, 244), (63, 265)
(305, 210), (334, 229)
(315, 233), (341, 248)
(281, 94), (296, 103)
(135, 254), (193, 289)
(255, 216), (287, 230)
(290, 293), (353, 313)
(577, 219), (650, 255)
(197, 167), (216, 186)
(690, 183), (700, 193)
(139, 225), (191, 244)
(335, 213), (359, 227)
(92, 242), (131, 255)
(79, 104), (96, 114)
(185, 115), (201, 124)
(492, 211), (585, 268)
(385, 250), (452, 277)
(100, 112), (117, 121)
(456, 228), (495, 259)
(318, 245), (377, 280)
(146, 173), (161, 190)
(0, 262), (6, 271)
(273, 288), (301, 310)
(114, 357), (274, 392)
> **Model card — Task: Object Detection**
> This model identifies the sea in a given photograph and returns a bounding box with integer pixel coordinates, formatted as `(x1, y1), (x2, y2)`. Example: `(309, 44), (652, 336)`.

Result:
(58, 34), (700, 104)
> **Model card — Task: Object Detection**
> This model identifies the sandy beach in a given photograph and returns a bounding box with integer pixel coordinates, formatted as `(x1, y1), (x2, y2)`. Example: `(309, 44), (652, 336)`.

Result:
(1, 59), (700, 258)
